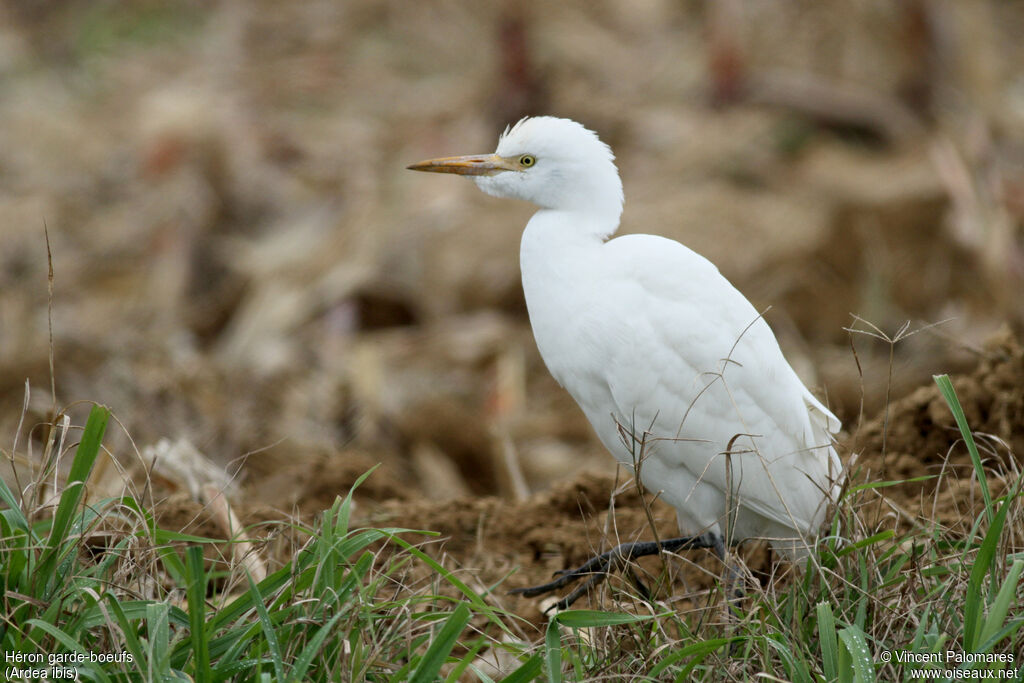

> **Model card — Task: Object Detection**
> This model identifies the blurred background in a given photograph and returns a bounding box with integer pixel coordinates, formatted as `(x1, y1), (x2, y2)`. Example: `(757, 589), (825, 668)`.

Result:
(2, 0), (1023, 518)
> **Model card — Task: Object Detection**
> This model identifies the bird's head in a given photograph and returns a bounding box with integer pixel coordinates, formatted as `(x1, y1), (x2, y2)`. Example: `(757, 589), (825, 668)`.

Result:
(408, 117), (624, 221)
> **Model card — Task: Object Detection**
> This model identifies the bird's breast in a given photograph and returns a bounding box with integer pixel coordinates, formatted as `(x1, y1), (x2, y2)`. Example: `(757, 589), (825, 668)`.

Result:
(519, 236), (610, 394)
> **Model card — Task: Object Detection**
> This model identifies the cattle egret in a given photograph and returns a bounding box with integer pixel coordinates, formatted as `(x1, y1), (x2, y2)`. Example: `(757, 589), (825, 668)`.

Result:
(408, 117), (842, 609)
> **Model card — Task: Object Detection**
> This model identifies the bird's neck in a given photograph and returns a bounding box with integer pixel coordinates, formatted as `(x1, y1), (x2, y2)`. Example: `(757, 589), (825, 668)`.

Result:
(520, 208), (614, 309)
(523, 208), (619, 248)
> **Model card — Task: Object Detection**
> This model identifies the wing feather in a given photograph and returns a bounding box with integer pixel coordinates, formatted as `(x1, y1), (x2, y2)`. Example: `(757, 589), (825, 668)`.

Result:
(570, 234), (840, 536)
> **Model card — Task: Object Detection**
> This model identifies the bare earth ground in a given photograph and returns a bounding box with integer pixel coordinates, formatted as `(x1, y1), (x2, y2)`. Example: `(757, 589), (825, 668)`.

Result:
(144, 330), (1023, 625)
(2, 0), (1023, 632)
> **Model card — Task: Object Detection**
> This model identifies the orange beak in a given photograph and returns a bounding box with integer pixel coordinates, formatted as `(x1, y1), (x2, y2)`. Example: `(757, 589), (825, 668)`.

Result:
(406, 154), (519, 177)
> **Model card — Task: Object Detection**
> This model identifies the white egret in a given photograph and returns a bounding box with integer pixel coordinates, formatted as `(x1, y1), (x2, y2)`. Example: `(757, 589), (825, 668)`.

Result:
(408, 117), (842, 608)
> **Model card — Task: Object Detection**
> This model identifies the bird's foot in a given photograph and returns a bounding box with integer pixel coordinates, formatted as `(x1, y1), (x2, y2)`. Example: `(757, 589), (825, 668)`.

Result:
(510, 534), (719, 611)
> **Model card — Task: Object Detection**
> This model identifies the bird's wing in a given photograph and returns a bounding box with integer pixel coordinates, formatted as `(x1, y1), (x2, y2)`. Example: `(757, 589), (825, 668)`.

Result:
(583, 234), (840, 532)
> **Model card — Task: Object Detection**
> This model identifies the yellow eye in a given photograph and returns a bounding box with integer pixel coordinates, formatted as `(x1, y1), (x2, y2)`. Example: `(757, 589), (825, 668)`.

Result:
(519, 154), (536, 168)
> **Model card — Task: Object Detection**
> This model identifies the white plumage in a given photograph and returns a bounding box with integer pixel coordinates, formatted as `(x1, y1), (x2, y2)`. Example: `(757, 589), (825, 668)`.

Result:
(409, 116), (842, 601)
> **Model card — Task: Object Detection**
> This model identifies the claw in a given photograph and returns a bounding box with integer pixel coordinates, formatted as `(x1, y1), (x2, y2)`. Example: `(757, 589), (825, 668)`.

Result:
(510, 534), (723, 609)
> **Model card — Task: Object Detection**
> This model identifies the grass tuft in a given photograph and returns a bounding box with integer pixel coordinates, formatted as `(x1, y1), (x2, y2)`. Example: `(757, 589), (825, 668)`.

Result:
(1, 405), (539, 681)
(2, 375), (1021, 680)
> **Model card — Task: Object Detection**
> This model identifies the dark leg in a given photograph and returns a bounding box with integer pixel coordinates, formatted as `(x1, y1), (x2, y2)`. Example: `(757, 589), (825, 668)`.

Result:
(510, 533), (721, 611)
(710, 533), (744, 602)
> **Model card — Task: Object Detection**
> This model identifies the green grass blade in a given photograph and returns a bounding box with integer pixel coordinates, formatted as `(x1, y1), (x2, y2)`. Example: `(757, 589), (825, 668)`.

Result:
(837, 626), (875, 683)
(26, 618), (89, 654)
(390, 639), (427, 683)
(335, 464), (379, 535)
(0, 475), (28, 530)
(147, 602), (177, 679)
(817, 602), (839, 680)
(185, 545), (211, 682)
(248, 571), (286, 682)
(291, 612), (346, 681)
(964, 496), (1010, 649)
(845, 475), (936, 494)
(407, 602), (472, 683)
(207, 563), (303, 633)
(764, 633), (812, 683)
(0, 514), (30, 592)
(978, 558), (1023, 649)
(934, 375), (993, 522)
(551, 609), (667, 629)
(155, 545), (188, 586)
(544, 617), (562, 683)
(498, 653), (543, 683)
(643, 637), (734, 678)
(444, 637), (486, 683)
(63, 405), (110, 480)
(146, 602), (172, 678)
(909, 607), (932, 650)
(37, 405), (109, 584)
(102, 595), (146, 674)
(978, 618), (1024, 654)
(391, 538), (510, 631)
(151, 529), (228, 543)
(835, 530), (895, 558)
(23, 620), (114, 681)
(79, 599), (190, 631)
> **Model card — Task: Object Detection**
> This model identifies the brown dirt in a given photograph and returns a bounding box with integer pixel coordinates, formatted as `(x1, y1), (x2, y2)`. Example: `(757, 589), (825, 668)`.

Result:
(144, 331), (1022, 625)
(849, 328), (1024, 539)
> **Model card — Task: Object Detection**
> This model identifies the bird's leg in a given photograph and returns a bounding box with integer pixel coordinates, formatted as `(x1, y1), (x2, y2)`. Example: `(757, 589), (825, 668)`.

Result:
(625, 566), (651, 600)
(709, 532), (746, 632)
(510, 533), (719, 611)
(709, 533), (744, 602)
